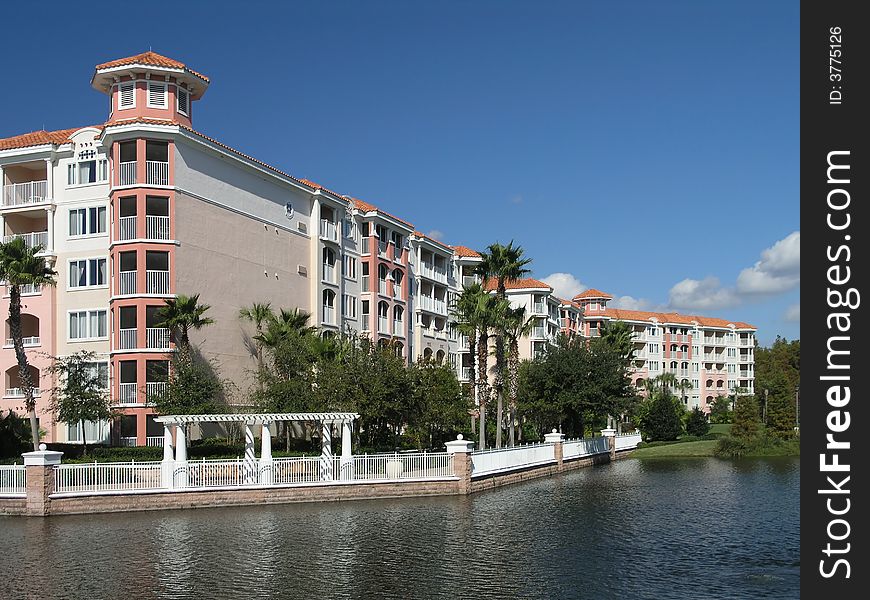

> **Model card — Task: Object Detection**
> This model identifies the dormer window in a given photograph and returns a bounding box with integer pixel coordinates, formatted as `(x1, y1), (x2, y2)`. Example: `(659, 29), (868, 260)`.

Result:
(177, 87), (190, 116)
(119, 81), (135, 109)
(147, 81), (167, 108)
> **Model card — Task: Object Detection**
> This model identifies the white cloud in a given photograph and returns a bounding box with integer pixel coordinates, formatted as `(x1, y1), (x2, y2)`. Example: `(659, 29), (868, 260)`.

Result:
(610, 295), (652, 311)
(541, 272), (586, 299)
(736, 231), (800, 295)
(784, 303), (800, 322)
(668, 276), (741, 311)
(665, 231), (800, 311)
(426, 229), (445, 241)
(509, 195), (523, 205)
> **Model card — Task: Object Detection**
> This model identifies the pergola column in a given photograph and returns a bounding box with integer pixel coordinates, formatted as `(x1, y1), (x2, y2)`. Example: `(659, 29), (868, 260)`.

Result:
(244, 422), (257, 484)
(320, 421), (333, 481)
(260, 422), (273, 485)
(161, 424), (175, 488)
(340, 420), (353, 480)
(175, 424), (188, 487)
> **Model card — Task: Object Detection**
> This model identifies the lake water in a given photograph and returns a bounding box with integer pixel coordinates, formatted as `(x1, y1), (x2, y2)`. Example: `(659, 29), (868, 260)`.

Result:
(0, 457), (799, 599)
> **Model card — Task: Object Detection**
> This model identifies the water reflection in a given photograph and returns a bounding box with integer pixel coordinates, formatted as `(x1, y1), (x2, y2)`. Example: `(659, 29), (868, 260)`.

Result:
(0, 458), (799, 599)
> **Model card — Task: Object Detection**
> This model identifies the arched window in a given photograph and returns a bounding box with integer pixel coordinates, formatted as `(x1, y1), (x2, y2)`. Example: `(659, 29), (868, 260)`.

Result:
(670, 361), (678, 369)
(393, 305), (404, 323)
(436, 349), (445, 364)
(670, 344), (678, 352)
(379, 264), (389, 281)
(322, 247), (336, 282)
(322, 289), (336, 324)
(394, 341), (404, 358)
(392, 269), (403, 298)
(681, 345), (688, 353)
(706, 379), (714, 388)
(423, 348), (433, 360)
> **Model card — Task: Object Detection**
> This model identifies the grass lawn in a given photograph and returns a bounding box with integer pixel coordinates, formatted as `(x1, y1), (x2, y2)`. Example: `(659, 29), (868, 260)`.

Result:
(631, 440), (718, 458)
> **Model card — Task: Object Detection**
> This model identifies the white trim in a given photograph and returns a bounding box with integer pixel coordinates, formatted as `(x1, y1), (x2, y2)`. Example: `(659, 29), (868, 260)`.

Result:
(147, 81), (168, 109)
(67, 308), (109, 343)
(117, 81), (136, 110)
(67, 256), (108, 290)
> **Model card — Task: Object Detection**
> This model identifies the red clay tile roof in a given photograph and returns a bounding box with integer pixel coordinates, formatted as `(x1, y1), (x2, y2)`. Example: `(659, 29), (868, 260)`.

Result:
(590, 307), (755, 330)
(558, 298), (583, 309)
(0, 126), (102, 151)
(412, 231), (452, 250)
(574, 288), (613, 300)
(450, 245), (482, 258)
(95, 51), (209, 83)
(351, 198), (415, 229)
(484, 278), (553, 292)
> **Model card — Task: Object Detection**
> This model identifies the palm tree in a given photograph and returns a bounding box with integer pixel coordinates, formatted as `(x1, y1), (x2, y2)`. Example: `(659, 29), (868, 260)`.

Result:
(239, 302), (274, 371)
(475, 241), (532, 448)
(156, 293), (214, 357)
(598, 320), (636, 361)
(503, 306), (534, 446)
(0, 238), (57, 450)
(450, 284), (480, 432)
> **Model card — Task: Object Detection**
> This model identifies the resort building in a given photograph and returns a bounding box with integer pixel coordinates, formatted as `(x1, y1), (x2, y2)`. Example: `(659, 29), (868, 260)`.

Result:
(573, 289), (756, 412)
(0, 51), (756, 444)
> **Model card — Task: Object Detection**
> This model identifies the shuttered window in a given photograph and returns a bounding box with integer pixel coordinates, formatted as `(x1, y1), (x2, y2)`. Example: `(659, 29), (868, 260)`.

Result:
(119, 81), (135, 109)
(147, 82), (167, 108)
(177, 88), (189, 115)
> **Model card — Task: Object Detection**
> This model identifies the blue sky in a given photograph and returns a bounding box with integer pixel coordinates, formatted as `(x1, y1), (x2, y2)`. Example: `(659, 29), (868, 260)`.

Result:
(1, 0), (798, 345)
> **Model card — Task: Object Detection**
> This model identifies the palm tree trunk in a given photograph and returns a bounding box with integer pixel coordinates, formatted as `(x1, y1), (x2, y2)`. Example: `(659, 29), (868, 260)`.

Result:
(508, 340), (519, 447)
(9, 287), (40, 451)
(477, 333), (489, 449)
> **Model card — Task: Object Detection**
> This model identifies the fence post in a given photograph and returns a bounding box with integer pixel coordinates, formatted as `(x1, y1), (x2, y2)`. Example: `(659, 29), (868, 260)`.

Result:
(544, 429), (565, 471)
(22, 446), (63, 517)
(445, 434), (474, 495)
(601, 428), (617, 461)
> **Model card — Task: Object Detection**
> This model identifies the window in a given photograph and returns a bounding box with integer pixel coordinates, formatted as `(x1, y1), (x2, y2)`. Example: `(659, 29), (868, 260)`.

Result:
(343, 255), (357, 280)
(343, 219), (356, 240)
(177, 87), (189, 115)
(692, 379), (699, 389)
(648, 343), (659, 354)
(67, 158), (108, 186)
(727, 348), (737, 358)
(343, 294), (357, 318)
(727, 363), (736, 373)
(361, 300), (370, 330)
(69, 310), (108, 340)
(84, 361), (110, 389)
(692, 362), (700, 372)
(147, 81), (167, 108)
(69, 207), (107, 237)
(119, 81), (135, 109)
(648, 361), (660, 371)
(69, 258), (107, 288)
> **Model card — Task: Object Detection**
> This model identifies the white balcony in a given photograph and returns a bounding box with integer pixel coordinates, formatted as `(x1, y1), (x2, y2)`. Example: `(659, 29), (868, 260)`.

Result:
(740, 338), (753, 346)
(378, 316), (389, 333)
(146, 328), (170, 350)
(378, 280), (387, 295)
(458, 334), (470, 349)
(118, 328), (137, 350)
(146, 270), (170, 294)
(146, 435), (165, 447)
(117, 383), (138, 404)
(145, 161), (169, 186)
(146, 215), (170, 240)
(462, 276), (476, 288)
(361, 238), (370, 254)
(3, 231), (49, 251)
(146, 382), (166, 400)
(119, 271), (137, 295)
(417, 295), (447, 314)
(118, 216), (137, 241)
(4, 388), (41, 398)
(322, 305), (336, 325)
(378, 240), (388, 258)
(532, 303), (547, 315)
(361, 275), (370, 292)
(532, 326), (547, 338)
(319, 219), (338, 242)
(5, 336), (40, 348)
(119, 162), (137, 186)
(419, 262), (447, 283)
(393, 320), (404, 337)
(2, 180), (48, 207)
(118, 437), (137, 447)
(322, 263), (336, 284)
(460, 367), (473, 381)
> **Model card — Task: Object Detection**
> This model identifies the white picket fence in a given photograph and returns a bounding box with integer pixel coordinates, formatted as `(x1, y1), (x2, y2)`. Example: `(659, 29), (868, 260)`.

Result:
(0, 465), (26, 496)
(52, 452), (455, 495)
(562, 436), (610, 460)
(615, 431), (642, 451)
(470, 442), (556, 477)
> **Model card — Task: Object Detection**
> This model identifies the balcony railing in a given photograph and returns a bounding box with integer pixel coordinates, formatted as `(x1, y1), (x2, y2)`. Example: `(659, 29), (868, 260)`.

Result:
(378, 280), (387, 295)
(458, 335), (470, 349)
(393, 320), (404, 337)
(3, 231), (49, 250)
(5, 282), (41, 295)
(418, 295), (447, 314)
(119, 162), (137, 186)
(146, 435), (165, 447)
(322, 306), (335, 325)
(146, 382), (167, 400)
(462, 276), (476, 288)
(2, 180), (48, 207)
(118, 216), (137, 241)
(419, 262), (447, 283)
(739, 370), (751, 378)
(146, 215), (170, 240)
(118, 437), (137, 447)
(740, 338), (753, 346)
(532, 326), (547, 338)
(378, 316), (389, 333)
(361, 238), (370, 254)
(361, 275), (370, 292)
(320, 219), (338, 242)
(378, 240), (388, 258)
(4, 388), (41, 398)
(146, 161), (169, 186)
(146, 270), (170, 294)
(119, 271), (137, 295)
(460, 367), (473, 380)
(322, 263), (336, 283)
(118, 328), (137, 350)
(117, 383), (138, 404)
(532, 303), (547, 314)
(5, 336), (40, 347)
(146, 328), (170, 350)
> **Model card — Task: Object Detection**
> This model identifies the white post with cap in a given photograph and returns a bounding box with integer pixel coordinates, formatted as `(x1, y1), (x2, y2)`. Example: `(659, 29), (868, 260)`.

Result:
(161, 424), (175, 488)
(340, 420), (353, 480)
(260, 422), (273, 485)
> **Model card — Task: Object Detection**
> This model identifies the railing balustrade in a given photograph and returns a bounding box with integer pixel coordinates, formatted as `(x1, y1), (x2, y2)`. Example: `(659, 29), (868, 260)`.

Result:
(145, 436), (165, 447)
(146, 270), (170, 294)
(5, 336), (39, 347)
(118, 216), (137, 241)
(118, 328), (137, 350)
(119, 271), (137, 295)
(3, 231), (49, 250)
(319, 219), (338, 242)
(4, 388), (41, 398)
(146, 328), (170, 350)
(470, 442), (556, 477)
(145, 161), (169, 186)
(2, 180), (48, 206)
(614, 432), (643, 451)
(119, 162), (137, 186)
(119, 437), (137, 447)
(0, 465), (26, 496)
(117, 383), (137, 404)
(146, 215), (170, 240)
(146, 382), (167, 401)
(562, 436), (609, 459)
(54, 461), (163, 494)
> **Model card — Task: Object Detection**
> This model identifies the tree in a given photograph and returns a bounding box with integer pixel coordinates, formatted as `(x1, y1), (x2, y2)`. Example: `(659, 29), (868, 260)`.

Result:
(475, 241), (531, 448)
(238, 302), (274, 371)
(151, 353), (226, 415)
(598, 320), (636, 361)
(451, 283), (480, 426)
(636, 388), (684, 441)
(503, 305), (534, 446)
(156, 293), (214, 356)
(731, 394), (761, 442)
(0, 410), (32, 458)
(684, 407), (710, 437)
(709, 396), (732, 424)
(407, 359), (468, 449)
(48, 351), (114, 456)
(0, 237), (57, 450)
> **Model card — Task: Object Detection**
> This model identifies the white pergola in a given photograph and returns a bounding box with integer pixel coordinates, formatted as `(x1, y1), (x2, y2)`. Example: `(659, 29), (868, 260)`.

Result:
(154, 412), (359, 487)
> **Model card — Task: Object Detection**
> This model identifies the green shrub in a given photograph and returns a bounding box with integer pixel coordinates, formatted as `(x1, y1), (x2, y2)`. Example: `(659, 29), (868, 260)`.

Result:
(0, 410), (32, 458)
(714, 436), (750, 458)
(684, 407), (710, 437)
